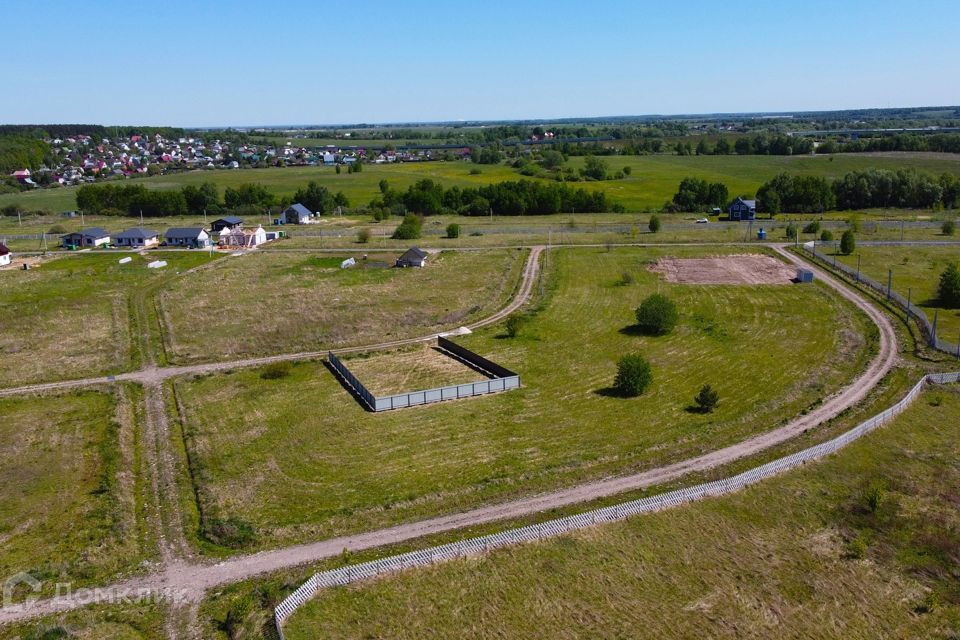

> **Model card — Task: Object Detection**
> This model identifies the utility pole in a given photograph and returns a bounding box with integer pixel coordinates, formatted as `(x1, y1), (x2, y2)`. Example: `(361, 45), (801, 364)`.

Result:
(900, 219), (905, 242)
(17, 209), (22, 226)
(856, 254), (861, 282)
(140, 209), (144, 227)
(887, 269), (892, 300)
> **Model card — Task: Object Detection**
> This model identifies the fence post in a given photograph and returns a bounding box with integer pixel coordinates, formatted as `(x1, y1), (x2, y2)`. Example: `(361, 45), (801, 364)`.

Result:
(856, 254), (861, 283)
(887, 269), (892, 301)
(907, 288), (911, 321)
(932, 309), (938, 344)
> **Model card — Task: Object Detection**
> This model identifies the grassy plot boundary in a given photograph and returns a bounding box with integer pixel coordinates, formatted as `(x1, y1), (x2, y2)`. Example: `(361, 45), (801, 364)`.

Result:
(276, 372), (960, 633)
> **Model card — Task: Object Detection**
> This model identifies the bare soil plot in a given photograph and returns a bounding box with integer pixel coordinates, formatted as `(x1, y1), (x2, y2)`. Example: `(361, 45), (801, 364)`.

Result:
(649, 254), (798, 285)
(342, 345), (486, 396)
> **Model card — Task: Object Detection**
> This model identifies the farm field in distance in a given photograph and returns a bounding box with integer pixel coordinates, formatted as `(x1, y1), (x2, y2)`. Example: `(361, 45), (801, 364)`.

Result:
(160, 248), (526, 364)
(0, 251), (219, 386)
(0, 388), (149, 601)
(282, 388), (960, 640)
(832, 245), (960, 343)
(3, 151), (960, 215)
(171, 246), (876, 553)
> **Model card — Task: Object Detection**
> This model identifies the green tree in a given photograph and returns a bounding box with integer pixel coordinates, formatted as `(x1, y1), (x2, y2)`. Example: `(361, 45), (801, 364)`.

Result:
(785, 222), (798, 240)
(505, 315), (526, 338)
(840, 229), (856, 255)
(581, 155), (608, 180)
(613, 354), (653, 397)
(391, 213), (423, 240)
(820, 229), (834, 242)
(648, 214), (661, 233)
(635, 293), (678, 335)
(446, 223), (460, 238)
(938, 263), (960, 308)
(694, 384), (719, 413)
(942, 219), (956, 236)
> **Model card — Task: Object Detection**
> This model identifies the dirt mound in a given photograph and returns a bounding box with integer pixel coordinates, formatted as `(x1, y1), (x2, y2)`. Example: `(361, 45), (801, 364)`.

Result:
(649, 254), (797, 285)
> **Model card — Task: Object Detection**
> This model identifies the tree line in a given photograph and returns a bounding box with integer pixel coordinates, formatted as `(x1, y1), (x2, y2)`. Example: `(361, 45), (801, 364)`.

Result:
(74, 181), (349, 217)
(371, 178), (612, 217)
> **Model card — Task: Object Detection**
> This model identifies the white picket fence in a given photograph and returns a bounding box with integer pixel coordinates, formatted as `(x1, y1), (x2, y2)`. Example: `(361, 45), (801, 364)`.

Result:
(274, 371), (960, 637)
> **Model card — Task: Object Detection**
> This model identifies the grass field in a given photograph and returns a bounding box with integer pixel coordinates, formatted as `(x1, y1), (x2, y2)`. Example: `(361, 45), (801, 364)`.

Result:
(3, 152), (960, 215)
(341, 344), (488, 396)
(0, 388), (148, 602)
(0, 604), (164, 640)
(171, 246), (875, 553)
(159, 249), (526, 364)
(0, 252), (219, 387)
(832, 245), (960, 343)
(283, 387), (960, 640)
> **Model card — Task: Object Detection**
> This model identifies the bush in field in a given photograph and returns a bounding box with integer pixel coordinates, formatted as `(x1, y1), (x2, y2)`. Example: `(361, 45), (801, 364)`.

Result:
(446, 223), (461, 239)
(802, 221), (821, 234)
(47, 224), (67, 234)
(505, 315), (526, 338)
(943, 219), (956, 236)
(206, 517), (256, 548)
(648, 214), (661, 233)
(694, 384), (720, 413)
(938, 263), (960, 308)
(260, 361), (292, 380)
(392, 213), (422, 240)
(614, 354), (653, 397)
(357, 228), (371, 243)
(635, 293), (678, 335)
(840, 230), (856, 255)
(785, 222), (798, 240)
(820, 229), (833, 242)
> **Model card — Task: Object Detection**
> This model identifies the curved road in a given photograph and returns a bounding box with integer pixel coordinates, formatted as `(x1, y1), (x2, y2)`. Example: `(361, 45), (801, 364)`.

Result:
(0, 244), (899, 626)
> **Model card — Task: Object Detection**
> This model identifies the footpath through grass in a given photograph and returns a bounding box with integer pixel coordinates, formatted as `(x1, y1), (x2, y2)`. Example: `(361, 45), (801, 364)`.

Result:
(284, 387), (960, 639)
(171, 246), (875, 554)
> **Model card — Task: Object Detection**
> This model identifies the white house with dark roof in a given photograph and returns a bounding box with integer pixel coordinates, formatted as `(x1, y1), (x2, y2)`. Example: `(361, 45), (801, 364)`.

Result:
(281, 203), (313, 225)
(0, 243), (10, 267)
(61, 227), (111, 248)
(164, 227), (211, 248)
(114, 228), (160, 248)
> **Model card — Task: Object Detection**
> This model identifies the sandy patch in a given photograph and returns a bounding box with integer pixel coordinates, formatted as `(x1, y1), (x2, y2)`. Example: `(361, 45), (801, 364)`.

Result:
(649, 255), (797, 285)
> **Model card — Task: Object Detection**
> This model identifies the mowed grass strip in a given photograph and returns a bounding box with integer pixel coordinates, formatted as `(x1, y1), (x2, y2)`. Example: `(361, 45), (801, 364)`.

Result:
(173, 247), (874, 552)
(342, 345), (488, 397)
(160, 249), (525, 364)
(0, 389), (145, 600)
(834, 245), (960, 343)
(4, 151), (960, 214)
(283, 389), (960, 640)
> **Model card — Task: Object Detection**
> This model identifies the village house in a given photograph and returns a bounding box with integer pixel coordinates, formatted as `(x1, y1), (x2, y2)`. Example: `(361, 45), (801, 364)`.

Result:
(164, 227), (211, 248)
(396, 247), (428, 268)
(728, 197), (757, 221)
(114, 228), (160, 249)
(211, 216), (243, 232)
(0, 243), (10, 267)
(281, 203), (312, 224)
(61, 227), (111, 248)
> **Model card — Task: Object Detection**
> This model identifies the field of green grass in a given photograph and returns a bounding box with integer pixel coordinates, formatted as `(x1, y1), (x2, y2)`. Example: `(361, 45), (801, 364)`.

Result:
(3, 152), (959, 215)
(832, 245), (960, 343)
(159, 249), (526, 364)
(0, 252), (220, 387)
(171, 246), (875, 553)
(0, 603), (164, 640)
(283, 386), (960, 639)
(0, 388), (150, 602)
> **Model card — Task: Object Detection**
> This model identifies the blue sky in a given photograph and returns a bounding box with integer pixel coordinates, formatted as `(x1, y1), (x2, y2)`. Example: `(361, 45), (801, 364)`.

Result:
(3, 0), (958, 126)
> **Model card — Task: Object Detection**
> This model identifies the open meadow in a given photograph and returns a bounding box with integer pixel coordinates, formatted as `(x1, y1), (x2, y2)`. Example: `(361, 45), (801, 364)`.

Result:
(0, 387), (150, 602)
(170, 246), (876, 553)
(832, 245), (960, 343)
(283, 386), (960, 640)
(0, 604), (165, 640)
(3, 152), (960, 215)
(159, 248), (526, 364)
(0, 252), (220, 386)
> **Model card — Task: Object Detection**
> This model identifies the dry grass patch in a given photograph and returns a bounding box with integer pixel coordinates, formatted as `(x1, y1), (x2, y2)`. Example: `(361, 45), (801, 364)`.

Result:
(342, 345), (487, 396)
(649, 254), (798, 285)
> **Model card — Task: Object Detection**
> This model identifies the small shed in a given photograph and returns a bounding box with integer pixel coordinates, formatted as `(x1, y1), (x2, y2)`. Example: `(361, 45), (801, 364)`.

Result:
(797, 268), (815, 283)
(211, 216), (243, 232)
(282, 203), (312, 225)
(396, 247), (428, 268)
(0, 243), (10, 267)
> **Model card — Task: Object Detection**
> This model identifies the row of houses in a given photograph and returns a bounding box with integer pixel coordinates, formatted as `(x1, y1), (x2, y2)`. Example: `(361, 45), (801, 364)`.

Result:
(59, 223), (276, 250)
